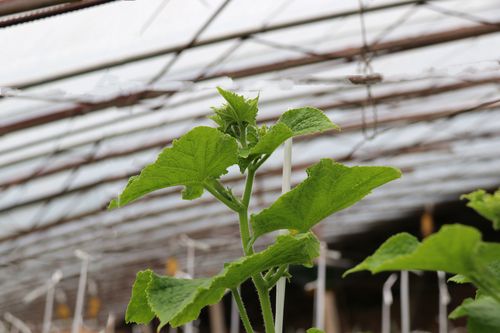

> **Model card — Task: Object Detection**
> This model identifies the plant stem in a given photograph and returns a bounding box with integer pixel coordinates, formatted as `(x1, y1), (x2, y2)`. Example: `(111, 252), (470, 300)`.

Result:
(253, 276), (276, 333)
(240, 125), (247, 149)
(238, 211), (252, 254)
(231, 288), (255, 333)
(242, 168), (256, 208)
(266, 265), (289, 289)
(204, 179), (242, 212)
(239, 165), (276, 333)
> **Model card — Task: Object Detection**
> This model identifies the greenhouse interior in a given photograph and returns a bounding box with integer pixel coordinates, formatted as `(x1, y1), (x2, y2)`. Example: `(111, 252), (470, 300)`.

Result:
(1, 0), (500, 332)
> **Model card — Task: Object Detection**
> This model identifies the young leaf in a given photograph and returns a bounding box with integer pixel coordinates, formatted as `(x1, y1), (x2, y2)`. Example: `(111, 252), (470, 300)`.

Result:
(212, 87), (259, 128)
(306, 329), (325, 333)
(108, 126), (238, 208)
(250, 107), (339, 156)
(462, 189), (500, 230)
(344, 224), (500, 297)
(251, 159), (401, 238)
(450, 295), (500, 333)
(126, 232), (320, 328)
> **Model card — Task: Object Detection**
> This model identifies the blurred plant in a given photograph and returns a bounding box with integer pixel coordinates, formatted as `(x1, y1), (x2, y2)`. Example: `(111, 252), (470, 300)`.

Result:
(345, 188), (500, 333)
(109, 87), (401, 333)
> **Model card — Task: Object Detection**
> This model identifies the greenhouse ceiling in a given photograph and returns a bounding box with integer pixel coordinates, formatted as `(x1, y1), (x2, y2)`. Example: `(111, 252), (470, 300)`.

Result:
(0, 0), (500, 323)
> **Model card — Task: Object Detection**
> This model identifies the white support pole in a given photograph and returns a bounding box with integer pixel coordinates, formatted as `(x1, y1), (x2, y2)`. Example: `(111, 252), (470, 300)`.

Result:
(382, 274), (398, 333)
(22, 270), (62, 333)
(230, 288), (240, 333)
(275, 138), (292, 333)
(437, 271), (450, 333)
(4, 313), (31, 333)
(185, 244), (195, 333)
(400, 271), (410, 333)
(72, 250), (91, 333)
(314, 242), (327, 330)
(42, 284), (55, 333)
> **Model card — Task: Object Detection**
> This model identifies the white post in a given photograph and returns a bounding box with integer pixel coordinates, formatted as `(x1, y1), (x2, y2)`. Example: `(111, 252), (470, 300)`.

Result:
(382, 274), (398, 333)
(22, 270), (62, 333)
(4, 313), (31, 333)
(314, 242), (327, 330)
(185, 243), (195, 333)
(72, 250), (91, 333)
(42, 285), (55, 333)
(275, 138), (292, 333)
(0, 320), (6, 333)
(437, 271), (450, 333)
(230, 288), (240, 333)
(400, 271), (410, 333)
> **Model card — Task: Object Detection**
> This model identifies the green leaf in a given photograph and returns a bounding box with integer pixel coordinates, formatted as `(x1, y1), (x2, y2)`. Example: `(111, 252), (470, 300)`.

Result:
(126, 233), (320, 328)
(307, 328), (325, 333)
(181, 185), (204, 200)
(450, 295), (500, 333)
(126, 270), (155, 323)
(250, 107), (339, 156)
(345, 225), (480, 276)
(109, 126), (238, 208)
(213, 87), (259, 127)
(344, 233), (419, 276)
(251, 159), (401, 238)
(462, 189), (500, 229)
(449, 274), (471, 284)
(344, 225), (500, 297)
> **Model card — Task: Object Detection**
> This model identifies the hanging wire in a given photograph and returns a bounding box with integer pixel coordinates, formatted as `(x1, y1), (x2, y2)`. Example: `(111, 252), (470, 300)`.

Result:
(357, 0), (379, 140)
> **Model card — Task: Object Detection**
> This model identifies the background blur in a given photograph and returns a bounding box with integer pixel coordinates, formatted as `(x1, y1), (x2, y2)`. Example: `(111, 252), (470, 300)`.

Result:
(1, 0), (500, 332)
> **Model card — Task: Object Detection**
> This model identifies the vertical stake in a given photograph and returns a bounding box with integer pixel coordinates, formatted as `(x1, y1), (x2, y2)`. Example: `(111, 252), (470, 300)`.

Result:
(275, 138), (292, 333)
(42, 284), (55, 333)
(437, 271), (450, 333)
(400, 271), (410, 333)
(185, 243), (195, 333)
(314, 242), (327, 330)
(72, 250), (90, 333)
(382, 274), (398, 333)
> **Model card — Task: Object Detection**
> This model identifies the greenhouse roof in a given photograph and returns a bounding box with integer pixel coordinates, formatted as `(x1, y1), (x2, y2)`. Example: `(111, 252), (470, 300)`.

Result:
(1, 0), (500, 323)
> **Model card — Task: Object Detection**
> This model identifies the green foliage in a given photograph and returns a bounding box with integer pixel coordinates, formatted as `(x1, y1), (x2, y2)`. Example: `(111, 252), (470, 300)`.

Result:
(250, 107), (339, 156)
(108, 87), (400, 333)
(450, 295), (500, 333)
(344, 225), (500, 296)
(109, 126), (238, 208)
(211, 87), (259, 129)
(126, 233), (319, 328)
(462, 189), (500, 230)
(306, 329), (325, 333)
(251, 159), (401, 239)
(346, 219), (500, 332)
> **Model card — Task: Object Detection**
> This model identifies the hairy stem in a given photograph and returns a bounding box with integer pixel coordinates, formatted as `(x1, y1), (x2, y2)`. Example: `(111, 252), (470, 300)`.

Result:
(231, 288), (255, 333)
(253, 276), (276, 333)
(204, 179), (242, 212)
(266, 265), (289, 289)
(238, 164), (276, 333)
(242, 168), (256, 208)
(238, 211), (252, 254)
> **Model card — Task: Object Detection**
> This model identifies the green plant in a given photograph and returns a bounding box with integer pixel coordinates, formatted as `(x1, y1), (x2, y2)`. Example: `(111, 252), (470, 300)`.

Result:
(109, 87), (401, 333)
(345, 188), (500, 333)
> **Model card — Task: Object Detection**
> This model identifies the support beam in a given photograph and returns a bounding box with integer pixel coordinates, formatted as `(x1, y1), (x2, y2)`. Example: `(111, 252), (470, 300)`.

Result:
(2, 131), (499, 264)
(0, 0), (118, 28)
(0, 0), (78, 16)
(0, 98), (497, 217)
(8, 0), (434, 89)
(2, 76), (499, 182)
